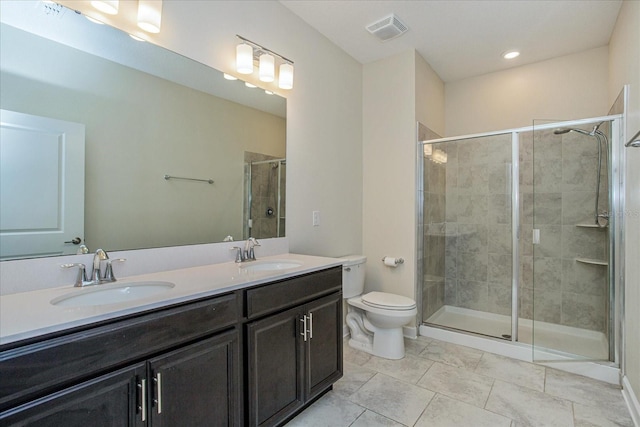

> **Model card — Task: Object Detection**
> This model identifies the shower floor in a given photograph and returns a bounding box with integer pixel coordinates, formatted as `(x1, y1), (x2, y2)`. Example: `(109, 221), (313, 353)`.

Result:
(426, 305), (609, 360)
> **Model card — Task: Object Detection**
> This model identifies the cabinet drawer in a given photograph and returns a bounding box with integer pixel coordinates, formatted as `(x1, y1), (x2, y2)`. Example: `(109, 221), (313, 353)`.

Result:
(0, 292), (238, 410)
(245, 267), (341, 320)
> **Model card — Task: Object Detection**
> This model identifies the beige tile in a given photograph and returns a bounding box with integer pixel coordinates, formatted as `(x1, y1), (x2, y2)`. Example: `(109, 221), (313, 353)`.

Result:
(417, 362), (494, 408)
(475, 352), (546, 392)
(415, 393), (512, 427)
(344, 340), (372, 365)
(349, 373), (435, 426)
(545, 368), (632, 426)
(485, 380), (574, 427)
(362, 353), (434, 384)
(350, 410), (406, 427)
(419, 340), (484, 369)
(284, 393), (364, 427)
(404, 336), (431, 356)
(573, 402), (635, 427)
(332, 362), (376, 398)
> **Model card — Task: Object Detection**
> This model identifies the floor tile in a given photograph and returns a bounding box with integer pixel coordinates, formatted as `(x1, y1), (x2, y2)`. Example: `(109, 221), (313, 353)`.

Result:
(573, 401), (635, 427)
(545, 368), (633, 426)
(418, 339), (484, 369)
(332, 362), (376, 398)
(362, 353), (434, 384)
(417, 361), (494, 408)
(284, 393), (364, 427)
(415, 393), (512, 427)
(344, 340), (372, 365)
(404, 336), (432, 356)
(485, 380), (574, 427)
(349, 373), (435, 426)
(475, 352), (546, 392)
(350, 410), (407, 427)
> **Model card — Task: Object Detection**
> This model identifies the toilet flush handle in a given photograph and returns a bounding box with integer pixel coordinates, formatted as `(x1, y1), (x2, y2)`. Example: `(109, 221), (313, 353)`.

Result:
(344, 267), (351, 272)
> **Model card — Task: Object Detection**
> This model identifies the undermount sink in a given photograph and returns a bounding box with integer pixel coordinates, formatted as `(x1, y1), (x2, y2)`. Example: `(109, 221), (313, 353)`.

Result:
(239, 260), (302, 272)
(51, 281), (175, 307)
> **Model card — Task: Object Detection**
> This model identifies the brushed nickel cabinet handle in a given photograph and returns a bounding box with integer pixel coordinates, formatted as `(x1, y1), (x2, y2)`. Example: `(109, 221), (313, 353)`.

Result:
(308, 312), (313, 339)
(154, 373), (163, 414)
(138, 378), (147, 422)
(300, 315), (308, 341)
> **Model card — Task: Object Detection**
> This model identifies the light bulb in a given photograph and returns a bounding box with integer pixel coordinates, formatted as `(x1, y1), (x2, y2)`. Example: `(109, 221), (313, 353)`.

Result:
(137, 0), (162, 33)
(236, 44), (254, 74)
(278, 63), (294, 90)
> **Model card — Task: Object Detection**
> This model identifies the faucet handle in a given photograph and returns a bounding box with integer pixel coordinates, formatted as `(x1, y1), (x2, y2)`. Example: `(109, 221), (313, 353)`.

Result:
(61, 263), (88, 287)
(103, 258), (126, 282)
(230, 246), (244, 263)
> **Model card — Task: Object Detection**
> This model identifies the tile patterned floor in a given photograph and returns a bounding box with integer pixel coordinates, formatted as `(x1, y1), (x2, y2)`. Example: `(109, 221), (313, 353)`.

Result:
(286, 336), (635, 427)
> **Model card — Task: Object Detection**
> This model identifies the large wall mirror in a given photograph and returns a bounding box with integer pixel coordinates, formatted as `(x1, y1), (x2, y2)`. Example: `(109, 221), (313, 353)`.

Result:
(0, 1), (286, 261)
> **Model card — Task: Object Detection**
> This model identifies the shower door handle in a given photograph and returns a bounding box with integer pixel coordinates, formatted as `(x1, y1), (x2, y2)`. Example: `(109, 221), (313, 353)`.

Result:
(532, 229), (540, 245)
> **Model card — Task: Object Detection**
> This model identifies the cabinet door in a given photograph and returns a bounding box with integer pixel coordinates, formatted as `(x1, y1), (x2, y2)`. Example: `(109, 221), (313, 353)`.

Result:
(306, 292), (343, 400)
(147, 329), (240, 427)
(0, 363), (145, 427)
(246, 306), (305, 427)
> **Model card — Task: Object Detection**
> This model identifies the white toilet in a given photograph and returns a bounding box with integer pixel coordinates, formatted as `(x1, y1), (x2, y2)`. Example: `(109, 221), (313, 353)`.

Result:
(341, 255), (417, 360)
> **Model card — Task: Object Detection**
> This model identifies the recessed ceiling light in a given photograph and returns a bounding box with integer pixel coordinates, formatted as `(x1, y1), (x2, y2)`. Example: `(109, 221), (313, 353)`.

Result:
(502, 50), (520, 60)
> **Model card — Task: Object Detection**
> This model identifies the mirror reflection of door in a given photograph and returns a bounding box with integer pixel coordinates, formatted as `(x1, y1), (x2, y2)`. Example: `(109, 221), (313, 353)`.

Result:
(0, 110), (85, 259)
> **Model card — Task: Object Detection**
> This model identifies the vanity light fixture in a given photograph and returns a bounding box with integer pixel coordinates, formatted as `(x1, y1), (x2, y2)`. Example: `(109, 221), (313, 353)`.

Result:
(502, 50), (520, 60)
(236, 35), (294, 89)
(90, 0), (118, 15)
(137, 0), (162, 34)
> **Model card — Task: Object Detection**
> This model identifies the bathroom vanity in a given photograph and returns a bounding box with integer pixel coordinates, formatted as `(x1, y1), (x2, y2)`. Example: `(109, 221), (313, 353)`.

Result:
(0, 255), (342, 427)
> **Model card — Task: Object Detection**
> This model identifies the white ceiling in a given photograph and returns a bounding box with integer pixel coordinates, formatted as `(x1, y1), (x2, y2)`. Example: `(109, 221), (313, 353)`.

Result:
(279, 0), (623, 82)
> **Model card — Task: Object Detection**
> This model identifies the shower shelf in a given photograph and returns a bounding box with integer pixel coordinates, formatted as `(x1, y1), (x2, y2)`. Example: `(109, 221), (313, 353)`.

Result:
(575, 224), (607, 229)
(576, 258), (608, 266)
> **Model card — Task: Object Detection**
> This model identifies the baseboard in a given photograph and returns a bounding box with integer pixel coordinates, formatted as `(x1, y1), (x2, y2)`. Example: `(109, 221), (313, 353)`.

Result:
(622, 376), (640, 427)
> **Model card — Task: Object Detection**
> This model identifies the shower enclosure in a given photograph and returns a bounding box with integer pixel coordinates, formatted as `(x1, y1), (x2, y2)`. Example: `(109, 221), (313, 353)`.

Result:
(244, 156), (286, 239)
(418, 115), (623, 363)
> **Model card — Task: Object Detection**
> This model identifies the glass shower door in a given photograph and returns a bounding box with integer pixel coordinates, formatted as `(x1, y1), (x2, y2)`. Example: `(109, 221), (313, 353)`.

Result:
(531, 119), (611, 361)
(422, 133), (513, 339)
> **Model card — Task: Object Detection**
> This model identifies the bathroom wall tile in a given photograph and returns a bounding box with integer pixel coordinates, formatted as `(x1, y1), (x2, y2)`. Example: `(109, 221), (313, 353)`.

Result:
(349, 373), (435, 426)
(520, 256), (533, 288)
(519, 132), (533, 163)
(332, 362), (377, 398)
(445, 160), (458, 190)
(487, 283), (512, 316)
(519, 224), (534, 256)
(562, 191), (598, 225)
(519, 286), (533, 320)
(475, 353), (546, 392)
(485, 380), (574, 427)
(561, 131), (599, 159)
(562, 259), (607, 296)
(426, 193), (446, 224)
(533, 257), (562, 292)
(487, 223), (512, 255)
(444, 249), (457, 279)
(458, 139), (489, 165)
(427, 161), (446, 194)
(533, 289), (562, 324)
(362, 354), (434, 385)
(519, 160), (533, 193)
(417, 362), (494, 408)
(415, 394), (512, 427)
(562, 156), (598, 192)
(457, 251), (488, 282)
(457, 195), (488, 223)
(561, 291), (605, 332)
(545, 368), (632, 426)
(488, 162), (513, 195)
(418, 340), (484, 370)
(456, 279), (488, 312)
(350, 410), (406, 427)
(561, 225), (606, 260)
(488, 253), (512, 286)
(521, 192), (533, 225)
(534, 225), (562, 258)
(487, 194), (512, 224)
(533, 192), (562, 225)
(285, 392), (364, 427)
(533, 160), (563, 193)
(533, 130), (563, 160)
(457, 224), (487, 253)
(444, 278), (456, 305)
(457, 164), (488, 195)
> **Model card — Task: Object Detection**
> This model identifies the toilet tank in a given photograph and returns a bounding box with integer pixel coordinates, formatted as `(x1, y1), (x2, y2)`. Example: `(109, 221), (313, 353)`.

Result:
(340, 255), (367, 298)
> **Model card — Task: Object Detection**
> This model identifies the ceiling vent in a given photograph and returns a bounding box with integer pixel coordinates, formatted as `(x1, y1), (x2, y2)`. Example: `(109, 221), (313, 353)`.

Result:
(366, 14), (408, 42)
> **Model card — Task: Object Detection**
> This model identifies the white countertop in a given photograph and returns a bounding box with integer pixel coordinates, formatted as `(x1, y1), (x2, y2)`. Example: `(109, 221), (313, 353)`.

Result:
(0, 253), (342, 346)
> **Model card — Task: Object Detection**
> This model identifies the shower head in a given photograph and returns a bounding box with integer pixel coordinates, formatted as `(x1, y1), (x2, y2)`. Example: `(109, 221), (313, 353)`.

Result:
(553, 127), (591, 136)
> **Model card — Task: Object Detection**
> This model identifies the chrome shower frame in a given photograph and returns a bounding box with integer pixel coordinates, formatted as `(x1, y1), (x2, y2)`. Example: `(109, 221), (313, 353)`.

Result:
(416, 114), (625, 369)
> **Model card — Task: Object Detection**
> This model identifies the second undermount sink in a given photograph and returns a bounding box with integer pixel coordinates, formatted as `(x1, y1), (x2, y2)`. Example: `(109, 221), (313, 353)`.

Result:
(239, 260), (302, 272)
(51, 281), (175, 307)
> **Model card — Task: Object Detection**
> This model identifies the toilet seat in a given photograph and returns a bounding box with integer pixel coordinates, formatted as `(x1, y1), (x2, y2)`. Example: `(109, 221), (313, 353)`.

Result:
(361, 292), (416, 311)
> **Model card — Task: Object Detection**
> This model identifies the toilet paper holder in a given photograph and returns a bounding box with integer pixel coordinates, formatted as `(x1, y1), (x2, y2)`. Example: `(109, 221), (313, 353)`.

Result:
(382, 256), (404, 266)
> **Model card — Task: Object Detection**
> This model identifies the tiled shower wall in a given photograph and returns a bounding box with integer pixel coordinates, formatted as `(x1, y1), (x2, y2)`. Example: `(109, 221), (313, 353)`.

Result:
(422, 124), (609, 334)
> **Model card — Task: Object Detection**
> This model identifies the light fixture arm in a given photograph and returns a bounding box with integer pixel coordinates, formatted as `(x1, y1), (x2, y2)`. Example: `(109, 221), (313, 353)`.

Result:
(236, 35), (294, 65)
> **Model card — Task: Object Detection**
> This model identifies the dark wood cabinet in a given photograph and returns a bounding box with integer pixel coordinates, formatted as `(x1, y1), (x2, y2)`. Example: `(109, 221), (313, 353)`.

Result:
(245, 269), (342, 426)
(0, 363), (146, 427)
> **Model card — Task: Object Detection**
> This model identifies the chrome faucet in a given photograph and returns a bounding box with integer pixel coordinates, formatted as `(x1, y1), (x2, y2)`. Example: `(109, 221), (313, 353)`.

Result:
(244, 237), (260, 261)
(61, 249), (126, 287)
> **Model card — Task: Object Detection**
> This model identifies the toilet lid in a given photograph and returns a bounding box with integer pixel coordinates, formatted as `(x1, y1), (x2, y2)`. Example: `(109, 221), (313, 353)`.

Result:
(362, 292), (416, 310)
